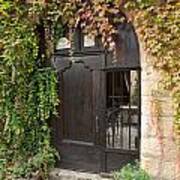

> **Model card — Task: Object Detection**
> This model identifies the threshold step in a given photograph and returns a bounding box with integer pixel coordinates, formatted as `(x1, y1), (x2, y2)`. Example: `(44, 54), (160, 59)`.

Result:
(49, 168), (113, 180)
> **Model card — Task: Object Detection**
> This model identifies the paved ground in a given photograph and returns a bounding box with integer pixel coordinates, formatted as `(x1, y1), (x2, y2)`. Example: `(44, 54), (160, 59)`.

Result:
(49, 168), (113, 180)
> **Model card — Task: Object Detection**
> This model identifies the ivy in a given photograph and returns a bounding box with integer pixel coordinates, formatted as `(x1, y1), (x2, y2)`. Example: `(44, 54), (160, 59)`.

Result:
(57, 0), (180, 145)
(0, 0), (179, 179)
(0, 1), (59, 179)
(125, 0), (180, 145)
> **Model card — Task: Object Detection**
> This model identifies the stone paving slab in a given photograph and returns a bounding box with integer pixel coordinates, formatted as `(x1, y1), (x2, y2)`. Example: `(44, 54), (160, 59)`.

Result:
(49, 169), (113, 180)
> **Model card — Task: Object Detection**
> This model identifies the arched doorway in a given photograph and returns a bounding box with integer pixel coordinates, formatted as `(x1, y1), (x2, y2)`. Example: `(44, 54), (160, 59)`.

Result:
(52, 23), (141, 172)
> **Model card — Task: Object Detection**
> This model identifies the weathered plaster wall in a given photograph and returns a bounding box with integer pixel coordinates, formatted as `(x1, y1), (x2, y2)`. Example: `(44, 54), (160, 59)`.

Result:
(139, 41), (180, 180)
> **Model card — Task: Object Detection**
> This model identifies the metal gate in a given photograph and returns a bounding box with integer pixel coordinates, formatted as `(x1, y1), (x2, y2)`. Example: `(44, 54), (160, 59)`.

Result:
(100, 69), (141, 172)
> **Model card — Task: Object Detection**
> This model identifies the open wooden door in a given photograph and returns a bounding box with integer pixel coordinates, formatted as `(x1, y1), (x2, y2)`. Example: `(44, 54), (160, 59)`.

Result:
(54, 53), (106, 172)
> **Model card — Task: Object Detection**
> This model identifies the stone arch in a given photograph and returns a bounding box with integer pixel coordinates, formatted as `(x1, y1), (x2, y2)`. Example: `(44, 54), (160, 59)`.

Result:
(114, 21), (178, 180)
(53, 19), (178, 179)
(133, 27), (178, 180)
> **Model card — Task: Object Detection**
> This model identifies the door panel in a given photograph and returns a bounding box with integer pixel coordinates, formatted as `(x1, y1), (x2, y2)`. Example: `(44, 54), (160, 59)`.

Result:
(63, 63), (93, 142)
(55, 54), (105, 172)
(59, 144), (101, 172)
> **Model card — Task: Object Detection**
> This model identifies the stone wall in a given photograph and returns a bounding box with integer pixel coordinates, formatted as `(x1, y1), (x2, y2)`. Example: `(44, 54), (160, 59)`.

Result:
(139, 42), (180, 180)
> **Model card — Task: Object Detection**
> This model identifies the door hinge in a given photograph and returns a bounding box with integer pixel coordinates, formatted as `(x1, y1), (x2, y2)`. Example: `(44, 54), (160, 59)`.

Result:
(95, 116), (99, 133)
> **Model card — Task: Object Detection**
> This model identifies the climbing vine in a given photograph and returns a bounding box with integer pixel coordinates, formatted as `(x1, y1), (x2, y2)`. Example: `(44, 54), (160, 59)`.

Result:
(125, 0), (180, 145)
(0, 1), (59, 179)
(0, 0), (179, 179)
(58, 0), (180, 145)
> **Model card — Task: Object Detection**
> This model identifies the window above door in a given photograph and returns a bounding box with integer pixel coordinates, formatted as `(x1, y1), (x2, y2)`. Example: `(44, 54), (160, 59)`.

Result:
(84, 35), (95, 47)
(55, 26), (103, 54)
(56, 37), (71, 50)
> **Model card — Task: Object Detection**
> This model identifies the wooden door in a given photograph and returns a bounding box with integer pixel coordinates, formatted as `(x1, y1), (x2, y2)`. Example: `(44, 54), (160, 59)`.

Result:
(54, 54), (105, 172)
(63, 63), (94, 143)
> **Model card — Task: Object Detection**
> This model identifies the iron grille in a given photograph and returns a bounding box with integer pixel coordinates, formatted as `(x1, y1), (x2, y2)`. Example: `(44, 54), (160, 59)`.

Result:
(105, 70), (140, 151)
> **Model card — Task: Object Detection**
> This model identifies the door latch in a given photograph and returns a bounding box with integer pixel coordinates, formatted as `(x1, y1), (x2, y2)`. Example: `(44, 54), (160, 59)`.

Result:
(95, 116), (99, 133)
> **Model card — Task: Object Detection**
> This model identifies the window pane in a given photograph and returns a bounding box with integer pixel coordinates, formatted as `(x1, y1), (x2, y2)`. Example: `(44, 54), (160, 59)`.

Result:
(56, 37), (71, 50)
(106, 71), (130, 108)
(84, 35), (95, 47)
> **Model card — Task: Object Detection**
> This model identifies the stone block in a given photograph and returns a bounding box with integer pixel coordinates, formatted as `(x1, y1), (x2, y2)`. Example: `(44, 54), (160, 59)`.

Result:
(141, 136), (164, 157)
(141, 95), (173, 117)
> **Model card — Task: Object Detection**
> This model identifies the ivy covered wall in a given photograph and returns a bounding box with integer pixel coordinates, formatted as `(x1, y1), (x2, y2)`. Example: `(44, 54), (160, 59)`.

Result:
(0, 1), (59, 179)
(0, 0), (179, 179)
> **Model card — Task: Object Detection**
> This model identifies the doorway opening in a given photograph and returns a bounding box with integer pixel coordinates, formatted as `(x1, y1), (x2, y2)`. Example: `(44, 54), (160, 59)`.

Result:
(53, 23), (141, 172)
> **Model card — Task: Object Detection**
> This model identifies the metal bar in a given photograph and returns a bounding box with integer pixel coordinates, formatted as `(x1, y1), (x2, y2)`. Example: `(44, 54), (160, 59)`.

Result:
(62, 139), (94, 146)
(117, 114), (119, 136)
(112, 72), (116, 148)
(108, 131), (110, 146)
(112, 122), (115, 147)
(108, 72), (112, 107)
(120, 72), (124, 149)
(128, 70), (131, 150)
(105, 148), (139, 154)
(138, 70), (141, 153)
(120, 113), (123, 148)
(105, 72), (108, 148)
(112, 72), (115, 107)
(108, 95), (130, 98)
(102, 67), (141, 72)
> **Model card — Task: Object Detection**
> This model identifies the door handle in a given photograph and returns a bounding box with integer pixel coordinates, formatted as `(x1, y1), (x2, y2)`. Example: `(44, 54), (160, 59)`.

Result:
(95, 116), (99, 133)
